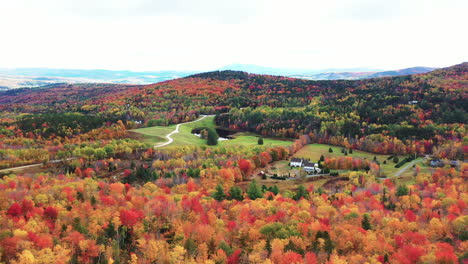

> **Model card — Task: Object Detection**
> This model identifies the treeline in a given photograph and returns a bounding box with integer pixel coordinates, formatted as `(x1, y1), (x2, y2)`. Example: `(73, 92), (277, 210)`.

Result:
(215, 106), (465, 158)
(17, 113), (114, 138)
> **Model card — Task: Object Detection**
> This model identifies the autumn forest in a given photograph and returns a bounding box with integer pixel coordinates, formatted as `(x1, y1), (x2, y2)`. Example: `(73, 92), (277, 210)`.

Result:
(0, 63), (466, 264)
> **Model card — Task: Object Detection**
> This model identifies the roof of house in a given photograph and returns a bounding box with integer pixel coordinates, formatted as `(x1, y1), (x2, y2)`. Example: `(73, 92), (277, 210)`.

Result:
(290, 158), (303, 163)
(303, 161), (316, 167)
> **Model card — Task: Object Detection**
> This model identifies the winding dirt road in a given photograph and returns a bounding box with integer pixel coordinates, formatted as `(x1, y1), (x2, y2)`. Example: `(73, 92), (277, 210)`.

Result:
(154, 115), (213, 148)
(1, 116), (213, 173)
(0, 158), (74, 174)
(393, 156), (427, 177)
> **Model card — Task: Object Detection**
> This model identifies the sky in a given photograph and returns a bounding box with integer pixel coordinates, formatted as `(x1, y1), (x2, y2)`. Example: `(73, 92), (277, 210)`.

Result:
(0, 0), (467, 71)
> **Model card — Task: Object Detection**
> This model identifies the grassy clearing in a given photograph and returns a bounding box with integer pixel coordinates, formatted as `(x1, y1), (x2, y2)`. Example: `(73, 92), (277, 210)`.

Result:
(291, 143), (410, 177)
(129, 125), (176, 144)
(395, 159), (431, 185)
(239, 175), (329, 193)
(221, 133), (292, 148)
(131, 116), (293, 148)
(249, 144), (429, 193)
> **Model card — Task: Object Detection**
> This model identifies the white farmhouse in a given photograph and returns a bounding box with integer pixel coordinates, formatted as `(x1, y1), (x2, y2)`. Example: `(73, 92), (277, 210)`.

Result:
(290, 158), (303, 167)
(303, 161), (321, 174)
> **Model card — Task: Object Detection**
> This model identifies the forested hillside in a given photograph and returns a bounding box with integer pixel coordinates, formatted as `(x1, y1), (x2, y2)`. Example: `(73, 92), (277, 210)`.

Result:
(0, 63), (466, 264)
(1, 63), (465, 159)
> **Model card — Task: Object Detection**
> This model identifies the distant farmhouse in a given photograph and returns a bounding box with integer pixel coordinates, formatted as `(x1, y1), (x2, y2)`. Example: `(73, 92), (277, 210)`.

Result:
(303, 161), (320, 173)
(290, 158), (303, 167)
(430, 159), (460, 168)
(430, 159), (444, 167)
(290, 158), (321, 174)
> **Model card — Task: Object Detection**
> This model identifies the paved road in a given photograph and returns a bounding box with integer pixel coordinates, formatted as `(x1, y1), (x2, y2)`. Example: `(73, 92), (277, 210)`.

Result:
(0, 163), (43, 173)
(287, 173), (330, 180)
(0, 116), (213, 172)
(0, 158), (74, 174)
(393, 156), (428, 177)
(154, 115), (213, 148)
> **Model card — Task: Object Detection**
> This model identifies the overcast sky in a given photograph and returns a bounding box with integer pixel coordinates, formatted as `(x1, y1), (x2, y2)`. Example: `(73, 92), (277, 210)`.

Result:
(0, 0), (467, 71)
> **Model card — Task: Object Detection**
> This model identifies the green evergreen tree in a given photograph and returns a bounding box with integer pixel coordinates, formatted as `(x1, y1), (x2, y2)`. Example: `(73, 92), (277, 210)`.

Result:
(229, 186), (243, 201)
(284, 240), (305, 255)
(265, 239), (272, 255)
(269, 185), (280, 195)
(206, 127), (219, 146)
(323, 231), (334, 258)
(218, 241), (233, 256)
(90, 196), (97, 206)
(329, 147), (333, 153)
(184, 238), (198, 257)
(212, 184), (226, 201)
(247, 180), (263, 200)
(382, 188), (388, 203)
(361, 214), (372, 230)
(258, 137), (264, 145)
(293, 185), (308, 200)
(396, 185), (409, 196)
(316, 187), (324, 195)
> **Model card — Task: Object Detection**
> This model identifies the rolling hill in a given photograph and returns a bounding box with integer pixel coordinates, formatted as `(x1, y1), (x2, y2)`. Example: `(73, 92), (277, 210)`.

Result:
(0, 64), (438, 90)
(291, 66), (438, 80)
(0, 63), (465, 141)
(0, 68), (196, 89)
(0, 63), (465, 116)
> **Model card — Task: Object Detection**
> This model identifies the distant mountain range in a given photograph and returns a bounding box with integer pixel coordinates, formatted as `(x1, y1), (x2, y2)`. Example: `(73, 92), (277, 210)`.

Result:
(290, 66), (438, 80)
(218, 64), (382, 76)
(218, 64), (437, 80)
(0, 65), (438, 89)
(0, 68), (196, 90)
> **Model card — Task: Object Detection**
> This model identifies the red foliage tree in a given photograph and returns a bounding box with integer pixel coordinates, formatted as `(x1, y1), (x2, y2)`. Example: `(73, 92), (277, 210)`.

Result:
(393, 245), (425, 264)
(435, 243), (457, 264)
(0, 237), (20, 261)
(28, 232), (53, 249)
(7, 203), (23, 218)
(405, 210), (417, 222)
(238, 159), (251, 175)
(305, 252), (318, 264)
(119, 209), (144, 227)
(281, 251), (303, 264)
(44, 206), (58, 220)
(227, 249), (242, 264)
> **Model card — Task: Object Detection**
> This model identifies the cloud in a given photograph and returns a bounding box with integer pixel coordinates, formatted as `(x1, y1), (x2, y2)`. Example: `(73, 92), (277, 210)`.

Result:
(335, 0), (402, 21)
(0, 0), (466, 71)
(12, 0), (261, 23)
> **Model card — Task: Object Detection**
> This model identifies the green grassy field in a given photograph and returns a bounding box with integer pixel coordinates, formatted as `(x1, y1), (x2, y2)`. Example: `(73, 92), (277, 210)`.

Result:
(130, 116), (293, 148)
(220, 132), (292, 148)
(292, 144), (410, 177)
(129, 125), (175, 144)
(169, 116), (214, 146)
(396, 158), (431, 185)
